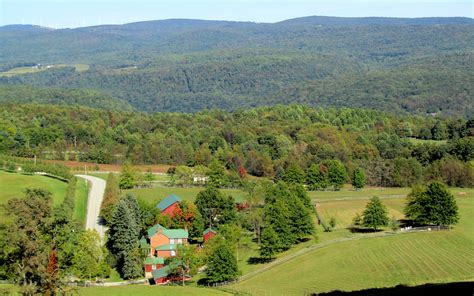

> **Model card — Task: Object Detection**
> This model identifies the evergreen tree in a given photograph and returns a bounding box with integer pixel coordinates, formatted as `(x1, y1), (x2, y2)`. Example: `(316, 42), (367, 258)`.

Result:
(206, 241), (239, 283)
(290, 183), (313, 209)
(122, 247), (143, 280)
(352, 168), (366, 189)
(282, 163), (305, 185)
(107, 199), (140, 277)
(264, 199), (294, 250)
(259, 226), (280, 259)
(362, 196), (389, 231)
(123, 193), (141, 235)
(287, 194), (315, 239)
(404, 181), (459, 225)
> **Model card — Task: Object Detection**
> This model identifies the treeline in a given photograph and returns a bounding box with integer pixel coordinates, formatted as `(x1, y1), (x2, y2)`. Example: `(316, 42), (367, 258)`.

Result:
(0, 85), (133, 111)
(0, 104), (473, 187)
(0, 154), (72, 180)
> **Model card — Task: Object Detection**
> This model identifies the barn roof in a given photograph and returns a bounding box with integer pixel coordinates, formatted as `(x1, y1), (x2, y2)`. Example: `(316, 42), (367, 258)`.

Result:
(203, 227), (217, 235)
(156, 194), (181, 211)
(152, 266), (170, 280)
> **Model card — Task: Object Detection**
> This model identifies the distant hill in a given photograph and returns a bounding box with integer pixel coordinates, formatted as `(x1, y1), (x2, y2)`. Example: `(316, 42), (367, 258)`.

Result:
(0, 16), (472, 115)
(277, 16), (474, 26)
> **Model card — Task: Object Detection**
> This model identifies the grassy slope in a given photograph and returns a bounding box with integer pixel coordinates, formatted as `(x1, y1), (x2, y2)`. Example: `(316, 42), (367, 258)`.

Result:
(0, 171), (68, 221)
(77, 285), (230, 296)
(126, 186), (247, 204)
(231, 195), (474, 295)
(73, 177), (89, 226)
(0, 64), (89, 77)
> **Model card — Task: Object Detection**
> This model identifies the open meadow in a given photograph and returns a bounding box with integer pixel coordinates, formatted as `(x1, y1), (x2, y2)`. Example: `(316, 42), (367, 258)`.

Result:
(230, 194), (474, 295)
(0, 171), (68, 221)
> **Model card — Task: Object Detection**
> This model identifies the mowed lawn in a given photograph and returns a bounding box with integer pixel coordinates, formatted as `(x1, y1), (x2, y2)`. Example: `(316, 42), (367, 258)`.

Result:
(77, 285), (230, 296)
(126, 186), (247, 204)
(231, 197), (474, 295)
(73, 177), (89, 226)
(0, 171), (68, 220)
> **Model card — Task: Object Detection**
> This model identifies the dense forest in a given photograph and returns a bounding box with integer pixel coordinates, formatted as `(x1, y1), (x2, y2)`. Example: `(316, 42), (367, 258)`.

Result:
(1, 104), (472, 187)
(0, 16), (472, 115)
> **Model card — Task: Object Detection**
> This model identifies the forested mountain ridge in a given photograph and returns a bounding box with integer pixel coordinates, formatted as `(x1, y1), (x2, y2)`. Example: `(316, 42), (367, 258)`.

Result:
(0, 16), (472, 114)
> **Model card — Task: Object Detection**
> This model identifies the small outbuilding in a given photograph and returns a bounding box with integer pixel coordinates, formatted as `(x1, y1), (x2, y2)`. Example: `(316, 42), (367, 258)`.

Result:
(203, 227), (217, 242)
(156, 194), (181, 217)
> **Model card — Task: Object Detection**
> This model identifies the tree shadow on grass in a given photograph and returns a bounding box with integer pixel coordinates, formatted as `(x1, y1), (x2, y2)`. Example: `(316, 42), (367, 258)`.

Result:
(347, 227), (384, 233)
(247, 257), (273, 264)
(310, 281), (474, 296)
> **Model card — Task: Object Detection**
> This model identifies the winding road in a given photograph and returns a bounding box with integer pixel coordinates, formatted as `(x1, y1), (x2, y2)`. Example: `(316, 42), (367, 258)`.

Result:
(76, 174), (107, 242)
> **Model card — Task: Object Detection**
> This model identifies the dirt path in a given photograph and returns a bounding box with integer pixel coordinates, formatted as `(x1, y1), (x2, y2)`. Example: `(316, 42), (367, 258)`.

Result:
(76, 174), (107, 242)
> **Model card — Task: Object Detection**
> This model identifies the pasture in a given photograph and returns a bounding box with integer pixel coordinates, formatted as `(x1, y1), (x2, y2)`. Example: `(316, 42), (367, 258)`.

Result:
(76, 285), (230, 296)
(126, 186), (248, 204)
(231, 196), (474, 295)
(0, 171), (68, 221)
(0, 64), (89, 77)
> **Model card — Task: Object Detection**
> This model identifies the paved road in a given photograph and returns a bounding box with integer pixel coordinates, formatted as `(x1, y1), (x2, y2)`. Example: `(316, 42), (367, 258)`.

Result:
(76, 175), (107, 242)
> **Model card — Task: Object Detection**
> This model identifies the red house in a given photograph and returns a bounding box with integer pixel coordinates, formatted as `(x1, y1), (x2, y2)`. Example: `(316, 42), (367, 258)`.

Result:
(156, 194), (181, 217)
(203, 227), (217, 242)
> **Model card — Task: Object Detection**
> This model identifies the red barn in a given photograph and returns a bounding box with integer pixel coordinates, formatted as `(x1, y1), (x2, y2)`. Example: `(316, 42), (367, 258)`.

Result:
(203, 227), (217, 242)
(156, 194), (181, 217)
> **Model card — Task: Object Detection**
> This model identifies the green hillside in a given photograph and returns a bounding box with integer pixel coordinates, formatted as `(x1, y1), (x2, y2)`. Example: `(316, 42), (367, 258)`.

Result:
(231, 197), (474, 295)
(0, 17), (472, 114)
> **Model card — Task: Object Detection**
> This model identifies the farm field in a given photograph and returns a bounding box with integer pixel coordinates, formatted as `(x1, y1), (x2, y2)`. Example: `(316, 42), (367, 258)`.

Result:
(230, 197), (474, 295)
(0, 171), (68, 221)
(126, 186), (248, 204)
(0, 64), (89, 77)
(76, 285), (230, 296)
(42, 159), (171, 173)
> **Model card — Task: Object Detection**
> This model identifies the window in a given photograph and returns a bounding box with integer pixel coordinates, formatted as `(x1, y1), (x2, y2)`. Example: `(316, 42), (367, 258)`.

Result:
(152, 264), (156, 270)
(177, 239), (183, 244)
(170, 239), (175, 244)
(171, 250), (176, 257)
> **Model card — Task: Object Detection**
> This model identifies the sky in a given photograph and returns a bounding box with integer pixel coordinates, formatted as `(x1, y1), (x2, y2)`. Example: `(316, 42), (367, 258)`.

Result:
(0, 0), (472, 28)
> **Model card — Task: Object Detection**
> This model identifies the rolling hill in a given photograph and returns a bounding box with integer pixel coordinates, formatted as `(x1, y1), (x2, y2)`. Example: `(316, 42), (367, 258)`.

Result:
(0, 16), (472, 114)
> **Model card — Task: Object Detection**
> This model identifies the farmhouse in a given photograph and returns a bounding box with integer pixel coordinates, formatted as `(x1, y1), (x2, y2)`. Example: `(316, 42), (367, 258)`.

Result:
(142, 223), (189, 284)
(156, 194), (181, 217)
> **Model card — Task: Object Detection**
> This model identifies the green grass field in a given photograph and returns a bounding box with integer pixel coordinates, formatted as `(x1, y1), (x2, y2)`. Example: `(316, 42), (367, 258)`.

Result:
(309, 186), (410, 201)
(76, 285), (230, 296)
(73, 178), (89, 226)
(126, 186), (247, 204)
(0, 171), (68, 221)
(231, 196), (474, 295)
(0, 64), (89, 77)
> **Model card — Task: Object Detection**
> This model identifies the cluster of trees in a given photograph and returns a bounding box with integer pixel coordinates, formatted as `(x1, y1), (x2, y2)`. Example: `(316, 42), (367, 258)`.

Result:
(259, 182), (315, 259)
(1, 104), (472, 189)
(352, 181), (459, 231)
(0, 188), (109, 295)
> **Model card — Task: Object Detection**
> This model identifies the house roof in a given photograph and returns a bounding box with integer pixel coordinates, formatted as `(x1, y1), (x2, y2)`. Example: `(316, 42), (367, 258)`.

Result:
(152, 266), (170, 280)
(156, 194), (181, 211)
(144, 256), (165, 265)
(163, 229), (188, 239)
(147, 224), (166, 237)
(203, 227), (217, 235)
(155, 244), (177, 251)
